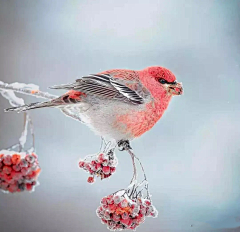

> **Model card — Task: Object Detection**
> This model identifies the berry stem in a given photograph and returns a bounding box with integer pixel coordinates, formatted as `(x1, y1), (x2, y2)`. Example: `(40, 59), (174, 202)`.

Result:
(0, 83), (36, 152)
(123, 143), (152, 201)
(127, 149), (137, 184)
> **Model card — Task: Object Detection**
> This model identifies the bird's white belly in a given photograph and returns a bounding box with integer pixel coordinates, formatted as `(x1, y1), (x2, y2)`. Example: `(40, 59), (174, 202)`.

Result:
(65, 101), (144, 141)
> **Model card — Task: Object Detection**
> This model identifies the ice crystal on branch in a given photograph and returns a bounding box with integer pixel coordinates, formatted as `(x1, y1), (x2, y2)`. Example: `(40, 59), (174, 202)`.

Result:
(79, 149), (118, 183)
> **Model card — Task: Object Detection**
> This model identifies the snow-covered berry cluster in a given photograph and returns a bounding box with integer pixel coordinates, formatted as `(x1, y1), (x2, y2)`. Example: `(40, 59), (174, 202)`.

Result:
(78, 150), (118, 184)
(96, 191), (158, 231)
(0, 150), (41, 193)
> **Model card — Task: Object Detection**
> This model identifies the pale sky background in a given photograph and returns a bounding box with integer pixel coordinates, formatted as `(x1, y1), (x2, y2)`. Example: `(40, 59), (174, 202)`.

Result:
(0, 1), (240, 232)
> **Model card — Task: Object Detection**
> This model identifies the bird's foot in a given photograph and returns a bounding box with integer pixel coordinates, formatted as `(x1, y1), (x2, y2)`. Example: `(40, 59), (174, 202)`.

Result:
(117, 140), (132, 151)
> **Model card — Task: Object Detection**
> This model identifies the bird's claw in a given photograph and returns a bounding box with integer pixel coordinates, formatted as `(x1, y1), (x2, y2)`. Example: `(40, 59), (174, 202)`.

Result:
(117, 140), (132, 151)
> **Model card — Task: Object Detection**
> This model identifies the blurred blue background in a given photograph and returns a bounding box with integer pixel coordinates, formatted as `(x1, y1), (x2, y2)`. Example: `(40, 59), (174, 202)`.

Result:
(0, 0), (240, 232)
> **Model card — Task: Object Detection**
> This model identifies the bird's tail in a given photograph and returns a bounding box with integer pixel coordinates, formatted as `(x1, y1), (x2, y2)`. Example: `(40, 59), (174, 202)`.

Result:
(5, 101), (57, 113)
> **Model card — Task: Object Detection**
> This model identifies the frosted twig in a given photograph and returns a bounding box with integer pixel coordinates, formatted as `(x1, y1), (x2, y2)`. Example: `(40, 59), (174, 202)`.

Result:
(19, 112), (29, 152)
(0, 81), (57, 100)
(0, 82), (38, 150)
(0, 81), (83, 122)
(0, 82), (36, 151)
(123, 146), (151, 200)
(28, 116), (35, 152)
(127, 149), (137, 184)
(6, 143), (20, 151)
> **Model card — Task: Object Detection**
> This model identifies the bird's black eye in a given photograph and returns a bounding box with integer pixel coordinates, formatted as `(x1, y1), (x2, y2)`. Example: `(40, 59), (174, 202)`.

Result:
(159, 78), (167, 84)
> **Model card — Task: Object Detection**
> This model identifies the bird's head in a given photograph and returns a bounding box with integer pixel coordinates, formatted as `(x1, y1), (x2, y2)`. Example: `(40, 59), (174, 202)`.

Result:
(141, 66), (183, 98)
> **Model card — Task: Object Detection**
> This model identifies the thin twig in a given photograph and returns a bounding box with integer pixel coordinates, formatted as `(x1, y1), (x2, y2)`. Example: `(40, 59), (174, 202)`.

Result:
(6, 143), (20, 151)
(124, 145), (151, 200)
(0, 82), (37, 152)
(19, 112), (28, 152)
(133, 154), (147, 182)
(28, 116), (35, 151)
(0, 82), (57, 100)
(0, 81), (84, 123)
(125, 149), (137, 184)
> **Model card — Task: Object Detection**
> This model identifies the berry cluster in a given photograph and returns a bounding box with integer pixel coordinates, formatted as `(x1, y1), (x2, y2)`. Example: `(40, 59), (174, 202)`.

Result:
(0, 150), (41, 193)
(96, 191), (158, 231)
(79, 150), (118, 184)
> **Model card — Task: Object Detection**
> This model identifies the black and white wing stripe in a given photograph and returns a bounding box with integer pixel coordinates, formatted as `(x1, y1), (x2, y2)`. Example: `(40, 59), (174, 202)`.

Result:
(50, 74), (144, 105)
(109, 78), (144, 104)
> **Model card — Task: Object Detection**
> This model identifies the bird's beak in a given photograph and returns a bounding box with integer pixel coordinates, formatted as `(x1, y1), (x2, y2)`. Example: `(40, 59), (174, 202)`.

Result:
(168, 81), (183, 96)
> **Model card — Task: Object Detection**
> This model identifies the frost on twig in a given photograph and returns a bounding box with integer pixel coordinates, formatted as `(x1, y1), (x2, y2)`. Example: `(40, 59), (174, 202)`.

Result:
(0, 81), (36, 152)
(117, 141), (151, 201)
(0, 81), (82, 122)
(0, 81), (56, 100)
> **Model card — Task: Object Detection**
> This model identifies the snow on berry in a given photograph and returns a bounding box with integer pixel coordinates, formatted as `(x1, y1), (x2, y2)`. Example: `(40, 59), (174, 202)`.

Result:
(0, 150), (41, 193)
(78, 149), (118, 183)
(96, 189), (158, 231)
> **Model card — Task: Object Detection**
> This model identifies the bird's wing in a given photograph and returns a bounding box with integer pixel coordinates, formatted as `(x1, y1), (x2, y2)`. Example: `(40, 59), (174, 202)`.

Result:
(50, 73), (145, 105)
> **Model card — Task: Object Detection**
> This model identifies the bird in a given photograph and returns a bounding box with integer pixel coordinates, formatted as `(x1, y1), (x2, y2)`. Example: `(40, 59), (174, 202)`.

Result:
(5, 66), (183, 145)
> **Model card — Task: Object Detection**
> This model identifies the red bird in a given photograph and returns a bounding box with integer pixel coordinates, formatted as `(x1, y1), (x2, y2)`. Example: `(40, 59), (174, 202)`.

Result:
(6, 66), (183, 143)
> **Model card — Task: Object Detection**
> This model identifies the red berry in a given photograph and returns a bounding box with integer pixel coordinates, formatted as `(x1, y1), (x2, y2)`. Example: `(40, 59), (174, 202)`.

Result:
(91, 160), (96, 166)
(143, 199), (151, 206)
(96, 162), (102, 170)
(106, 195), (114, 204)
(122, 212), (129, 220)
(108, 204), (117, 213)
(11, 154), (21, 165)
(21, 167), (29, 175)
(87, 176), (94, 184)
(104, 211), (110, 220)
(78, 161), (85, 168)
(12, 164), (21, 172)
(3, 155), (12, 166)
(101, 218), (108, 224)
(110, 167), (116, 173)
(19, 159), (28, 168)
(121, 218), (130, 226)
(8, 184), (18, 193)
(26, 183), (33, 191)
(101, 197), (108, 205)
(119, 199), (128, 208)
(102, 166), (110, 174)
(98, 153), (104, 162)
(3, 166), (12, 174)
(113, 195), (122, 204)
(112, 213), (120, 222)
(4, 173), (12, 182)
(25, 155), (35, 164)
(102, 159), (108, 166)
